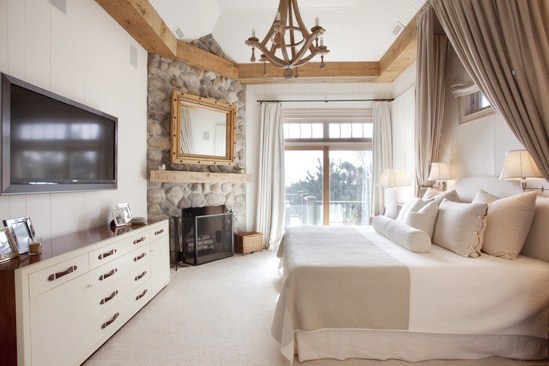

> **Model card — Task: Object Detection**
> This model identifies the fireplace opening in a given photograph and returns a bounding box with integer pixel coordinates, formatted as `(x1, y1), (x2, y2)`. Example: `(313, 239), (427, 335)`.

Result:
(178, 205), (234, 265)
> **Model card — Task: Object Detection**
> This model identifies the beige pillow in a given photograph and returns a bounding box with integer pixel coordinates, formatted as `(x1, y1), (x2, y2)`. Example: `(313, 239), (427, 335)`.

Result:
(473, 191), (537, 259)
(472, 189), (500, 204)
(372, 215), (431, 253)
(432, 189), (460, 205)
(432, 199), (488, 257)
(423, 187), (443, 200)
(403, 200), (439, 237)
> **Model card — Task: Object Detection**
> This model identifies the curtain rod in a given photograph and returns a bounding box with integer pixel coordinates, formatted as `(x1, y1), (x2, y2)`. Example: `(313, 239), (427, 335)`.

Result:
(257, 98), (394, 103)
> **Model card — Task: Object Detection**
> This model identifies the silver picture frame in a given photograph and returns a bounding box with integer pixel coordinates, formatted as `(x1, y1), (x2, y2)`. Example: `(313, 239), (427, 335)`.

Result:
(3, 216), (36, 254)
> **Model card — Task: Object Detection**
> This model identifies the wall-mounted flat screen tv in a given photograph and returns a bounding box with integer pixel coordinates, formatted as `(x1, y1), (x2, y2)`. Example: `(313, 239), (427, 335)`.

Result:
(1, 73), (117, 194)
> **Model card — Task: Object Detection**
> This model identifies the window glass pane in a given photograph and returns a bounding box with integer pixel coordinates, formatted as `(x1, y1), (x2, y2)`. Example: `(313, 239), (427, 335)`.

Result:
(329, 150), (373, 226)
(283, 124), (289, 138)
(340, 123), (352, 138)
(480, 94), (491, 108)
(363, 123), (373, 138)
(285, 150), (323, 227)
(300, 123), (312, 138)
(329, 123), (340, 138)
(312, 123), (323, 138)
(352, 123), (363, 138)
(289, 123), (300, 138)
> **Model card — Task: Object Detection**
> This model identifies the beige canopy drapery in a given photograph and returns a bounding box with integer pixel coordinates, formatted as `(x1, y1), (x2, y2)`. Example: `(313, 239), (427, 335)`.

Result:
(432, 0), (549, 180)
(414, 5), (449, 194)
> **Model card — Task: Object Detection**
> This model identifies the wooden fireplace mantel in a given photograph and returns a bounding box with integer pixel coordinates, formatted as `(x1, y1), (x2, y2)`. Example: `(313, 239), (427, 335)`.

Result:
(149, 170), (252, 184)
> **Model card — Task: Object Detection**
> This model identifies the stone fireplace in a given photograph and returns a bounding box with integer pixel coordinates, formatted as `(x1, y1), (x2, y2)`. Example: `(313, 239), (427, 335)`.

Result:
(146, 38), (246, 232)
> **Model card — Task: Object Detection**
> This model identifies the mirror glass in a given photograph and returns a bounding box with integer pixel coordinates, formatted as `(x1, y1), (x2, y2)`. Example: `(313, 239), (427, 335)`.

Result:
(170, 92), (236, 165)
(180, 106), (227, 156)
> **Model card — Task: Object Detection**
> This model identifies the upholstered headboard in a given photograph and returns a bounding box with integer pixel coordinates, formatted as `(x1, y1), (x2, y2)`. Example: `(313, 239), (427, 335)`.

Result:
(454, 176), (549, 262)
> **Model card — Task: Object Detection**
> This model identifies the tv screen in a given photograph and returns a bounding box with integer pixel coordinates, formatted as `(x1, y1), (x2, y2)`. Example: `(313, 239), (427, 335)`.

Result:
(1, 73), (117, 194)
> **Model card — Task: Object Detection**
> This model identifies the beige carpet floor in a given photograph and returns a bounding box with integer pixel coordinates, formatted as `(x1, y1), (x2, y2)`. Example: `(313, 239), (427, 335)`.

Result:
(84, 251), (546, 366)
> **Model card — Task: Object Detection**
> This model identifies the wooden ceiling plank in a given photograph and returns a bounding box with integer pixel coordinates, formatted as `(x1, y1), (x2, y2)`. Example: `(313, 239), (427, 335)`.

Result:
(376, 17), (418, 83)
(96, 0), (178, 57)
(175, 41), (239, 80)
(238, 62), (380, 84)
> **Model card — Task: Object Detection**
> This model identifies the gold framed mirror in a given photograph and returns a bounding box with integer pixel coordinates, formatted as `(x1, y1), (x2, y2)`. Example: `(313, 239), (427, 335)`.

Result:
(170, 91), (236, 165)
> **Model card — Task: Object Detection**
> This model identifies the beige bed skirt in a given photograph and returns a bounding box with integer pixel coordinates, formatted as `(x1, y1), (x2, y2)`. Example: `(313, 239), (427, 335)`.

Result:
(295, 329), (548, 362)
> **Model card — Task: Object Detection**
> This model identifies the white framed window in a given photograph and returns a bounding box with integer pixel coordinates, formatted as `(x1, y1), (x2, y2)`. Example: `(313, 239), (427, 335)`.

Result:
(459, 91), (494, 124)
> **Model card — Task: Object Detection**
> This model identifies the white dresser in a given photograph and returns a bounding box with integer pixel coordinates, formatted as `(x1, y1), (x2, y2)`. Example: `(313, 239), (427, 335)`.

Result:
(6, 220), (170, 366)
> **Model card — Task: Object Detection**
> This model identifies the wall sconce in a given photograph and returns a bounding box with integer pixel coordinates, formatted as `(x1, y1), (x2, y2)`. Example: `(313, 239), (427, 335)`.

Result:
(427, 162), (451, 191)
(500, 149), (545, 192)
(377, 169), (408, 219)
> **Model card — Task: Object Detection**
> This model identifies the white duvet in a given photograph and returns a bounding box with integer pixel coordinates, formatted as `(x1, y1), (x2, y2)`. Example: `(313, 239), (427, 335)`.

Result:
(354, 226), (549, 338)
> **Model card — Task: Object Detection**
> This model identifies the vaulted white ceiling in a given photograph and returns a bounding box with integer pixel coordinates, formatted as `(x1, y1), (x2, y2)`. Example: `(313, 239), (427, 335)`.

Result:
(149, 0), (426, 63)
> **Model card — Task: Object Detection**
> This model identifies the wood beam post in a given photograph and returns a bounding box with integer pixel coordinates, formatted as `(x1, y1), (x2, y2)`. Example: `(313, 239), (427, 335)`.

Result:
(96, 0), (178, 57)
(376, 17), (418, 83)
(175, 41), (239, 80)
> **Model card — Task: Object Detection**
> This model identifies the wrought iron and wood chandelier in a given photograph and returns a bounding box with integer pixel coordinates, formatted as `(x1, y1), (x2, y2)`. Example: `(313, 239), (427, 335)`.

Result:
(245, 0), (329, 79)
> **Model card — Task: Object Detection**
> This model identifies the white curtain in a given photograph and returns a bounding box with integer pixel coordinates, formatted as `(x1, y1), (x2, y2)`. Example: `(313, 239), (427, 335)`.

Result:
(255, 102), (285, 251)
(371, 101), (392, 217)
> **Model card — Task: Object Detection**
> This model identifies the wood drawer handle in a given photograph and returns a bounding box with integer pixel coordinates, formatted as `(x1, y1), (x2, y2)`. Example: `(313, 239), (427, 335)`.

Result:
(134, 271), (147, 281)
(98, 248), (117, 260)
(99, 268), (118, 281)
(133, 237), (145, 245)
(135, 289), (148, 301)
(100, 290), (119, 305)
(48, 265), (77, 281)
(154, 229), (164, 236)
(101, 312), (119, 329)
(133, 252), (146, 262)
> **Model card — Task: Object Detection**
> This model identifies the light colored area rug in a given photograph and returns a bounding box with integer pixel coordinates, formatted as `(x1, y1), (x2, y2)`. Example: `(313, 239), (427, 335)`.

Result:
(84, 251), (545, 366)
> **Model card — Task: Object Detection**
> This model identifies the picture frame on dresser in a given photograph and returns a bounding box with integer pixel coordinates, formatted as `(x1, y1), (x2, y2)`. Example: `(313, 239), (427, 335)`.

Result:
(0, 227), (18, 263)
(3, 216), (35, 254)
(112, 208), (129, 227)
(116, 203), (133, 223)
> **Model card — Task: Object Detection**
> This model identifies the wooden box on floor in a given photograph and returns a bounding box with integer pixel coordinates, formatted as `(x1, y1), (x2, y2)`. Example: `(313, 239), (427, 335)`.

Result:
(234, 232), (263, 254)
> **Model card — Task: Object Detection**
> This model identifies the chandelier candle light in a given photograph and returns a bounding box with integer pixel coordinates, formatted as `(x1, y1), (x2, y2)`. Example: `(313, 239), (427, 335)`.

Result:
(245, 0), (329, 79)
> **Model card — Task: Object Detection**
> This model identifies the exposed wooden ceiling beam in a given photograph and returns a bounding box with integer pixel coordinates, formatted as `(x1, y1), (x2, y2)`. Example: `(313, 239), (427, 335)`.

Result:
(96, 0), (177, 58)
(98, 1), (418, 84)
(176, 41), (239, 80)
(238, 62), (380, 84)
(376, 17), (418, 83)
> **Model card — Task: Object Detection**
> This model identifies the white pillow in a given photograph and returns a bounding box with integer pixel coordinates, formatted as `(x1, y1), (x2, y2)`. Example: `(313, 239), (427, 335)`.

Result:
(423, 187), (443, 200)
(373, 215), (431, 253)
(473, 190), (537, 259)
(396, 197), (419, 222)
(432, 199), (488, 257)
(403, 200), (439, 237)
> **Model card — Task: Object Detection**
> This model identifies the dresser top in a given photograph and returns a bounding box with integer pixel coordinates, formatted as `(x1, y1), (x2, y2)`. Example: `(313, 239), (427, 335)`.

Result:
(0, 221), (166, 271)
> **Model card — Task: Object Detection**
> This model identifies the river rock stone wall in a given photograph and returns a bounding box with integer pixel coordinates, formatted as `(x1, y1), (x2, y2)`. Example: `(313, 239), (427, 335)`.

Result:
(147, 53), (246, 231)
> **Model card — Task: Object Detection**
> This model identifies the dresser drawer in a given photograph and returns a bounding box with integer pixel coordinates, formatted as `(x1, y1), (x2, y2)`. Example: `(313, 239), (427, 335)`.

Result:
(89, 261), (151, 318)
(150, 222), (169, 241)
(88, 231), (150, 269)
(88, 245), (150, 292)
(92, 280), (152, 344)
(29, 254), (89, 298)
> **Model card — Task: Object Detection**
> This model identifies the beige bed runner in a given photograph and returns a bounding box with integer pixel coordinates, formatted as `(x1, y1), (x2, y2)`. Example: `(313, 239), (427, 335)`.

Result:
(272, 226), (410, 361)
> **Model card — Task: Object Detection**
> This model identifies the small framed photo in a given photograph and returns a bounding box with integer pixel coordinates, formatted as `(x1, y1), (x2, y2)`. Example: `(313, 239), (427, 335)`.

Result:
(0, 227), (18, 263)
(112, 208), (129, 227)
(3, 217), (36, 255)
(116, 203), (133, 223)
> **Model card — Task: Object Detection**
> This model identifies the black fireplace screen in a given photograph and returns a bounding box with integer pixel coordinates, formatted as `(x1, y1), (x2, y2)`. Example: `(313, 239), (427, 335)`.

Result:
(179, 205), (233, 265)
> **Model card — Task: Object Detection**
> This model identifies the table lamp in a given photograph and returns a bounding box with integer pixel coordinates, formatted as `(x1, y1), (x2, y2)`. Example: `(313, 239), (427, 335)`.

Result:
(500, 149), (544, 192)
(377, 168), (408, 219)
(427, 162), (451, 191)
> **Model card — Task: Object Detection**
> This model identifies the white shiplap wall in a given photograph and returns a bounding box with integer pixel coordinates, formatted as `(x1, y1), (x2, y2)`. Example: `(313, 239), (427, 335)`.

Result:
(0, 0), (148, 240)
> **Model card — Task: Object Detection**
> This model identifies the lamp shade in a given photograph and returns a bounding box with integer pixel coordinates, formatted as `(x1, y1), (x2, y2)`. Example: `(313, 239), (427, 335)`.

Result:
(500, 149), (542, 179)
(377, 169), (408, 188)
(427, 162), (451, 181)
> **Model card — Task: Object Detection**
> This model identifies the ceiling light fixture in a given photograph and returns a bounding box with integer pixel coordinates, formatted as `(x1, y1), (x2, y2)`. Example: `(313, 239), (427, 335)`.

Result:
(245, 0), (329, 79)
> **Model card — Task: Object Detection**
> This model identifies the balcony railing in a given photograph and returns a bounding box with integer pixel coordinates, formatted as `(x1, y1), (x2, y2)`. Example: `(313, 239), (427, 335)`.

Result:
(285, 193), (369, 227)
